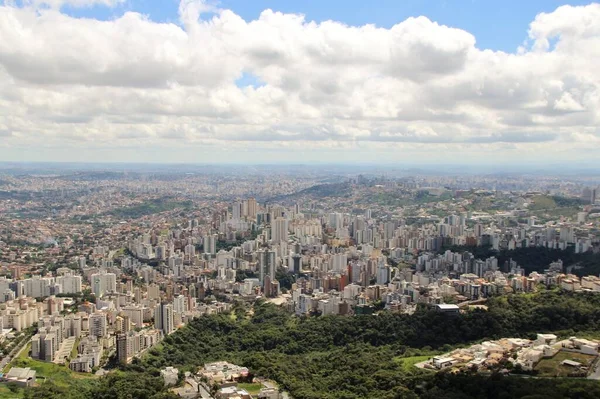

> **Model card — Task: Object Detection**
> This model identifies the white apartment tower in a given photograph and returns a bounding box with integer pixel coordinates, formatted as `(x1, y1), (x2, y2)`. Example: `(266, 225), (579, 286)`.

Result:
(90, 272), (117, 298)
(203, 234), (217, 255)
(271, 218), (289, 243)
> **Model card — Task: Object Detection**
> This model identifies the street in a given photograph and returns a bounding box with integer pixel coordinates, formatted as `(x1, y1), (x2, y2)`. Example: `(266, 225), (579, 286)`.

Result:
(0, 334), (32, 371)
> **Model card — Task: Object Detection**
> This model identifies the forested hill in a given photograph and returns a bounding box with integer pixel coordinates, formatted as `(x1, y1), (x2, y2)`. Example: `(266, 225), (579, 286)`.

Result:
(139, 291), (600, 399)
(23, 290), (600, 399)
(442, 245), (600, 276)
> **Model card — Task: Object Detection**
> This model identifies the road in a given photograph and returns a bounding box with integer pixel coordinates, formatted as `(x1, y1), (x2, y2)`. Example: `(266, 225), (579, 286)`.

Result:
(0, 334), (32, 371)
(587, 357), (600, 380)
(197, 381), (215, 399)
(457, 298), (488, 308)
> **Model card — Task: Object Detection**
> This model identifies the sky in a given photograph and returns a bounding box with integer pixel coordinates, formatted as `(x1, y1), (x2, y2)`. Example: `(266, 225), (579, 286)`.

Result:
(0, 0), (599, 165)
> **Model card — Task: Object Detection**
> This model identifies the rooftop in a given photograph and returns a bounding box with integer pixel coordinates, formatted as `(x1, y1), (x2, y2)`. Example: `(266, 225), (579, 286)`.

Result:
(5, 367), (36, 381)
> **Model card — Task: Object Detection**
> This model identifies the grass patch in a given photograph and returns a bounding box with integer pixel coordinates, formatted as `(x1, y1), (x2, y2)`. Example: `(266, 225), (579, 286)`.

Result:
(393, 355), (433, 372)
(9, 356), (98, 388)
(531, 206), (581, 221)
(1, 343), (30, 374)
(237, 383), (263, 395)
(16, 344), (30, 360)
(529, 195), (557, 210)
(106, 199), (192, 219)
(535, 351), (597, 377)
(70, 338), (80, 360)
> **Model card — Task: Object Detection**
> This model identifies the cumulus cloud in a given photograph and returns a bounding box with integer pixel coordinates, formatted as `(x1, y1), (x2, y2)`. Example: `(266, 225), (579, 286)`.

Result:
(22, 0), (124, 9)
(0, 1), (599, 162)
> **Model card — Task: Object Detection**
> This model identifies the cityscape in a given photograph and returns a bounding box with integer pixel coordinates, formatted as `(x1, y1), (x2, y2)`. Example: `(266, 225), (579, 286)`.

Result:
(1, 0), (600, 398)
(0, 164), (600, 398)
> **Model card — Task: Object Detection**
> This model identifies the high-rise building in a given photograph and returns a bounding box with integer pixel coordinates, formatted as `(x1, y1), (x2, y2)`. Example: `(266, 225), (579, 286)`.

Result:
(23, 276), (53, 298)
(329, 213), (344, 229)
(331, 253), (347, 273)
(203, 234), (217, 255)
(133, 287), (142, 303)
(292, 254), (302, 274)
(89, 313), (107, 339)
(232, 202), (243, 220)
(258, 249), (277, 285)
(90, 272), (117, 298)
(173, 295), (186, 314)
(247, 197), (258, 219)
(270, 218), (289, 243)
(123, 306), (144, 328)
(56, 275), (82, 294)
(116, 333), (129, 364)
(154, 302), (174, 335)
(147, 284), (160, 301)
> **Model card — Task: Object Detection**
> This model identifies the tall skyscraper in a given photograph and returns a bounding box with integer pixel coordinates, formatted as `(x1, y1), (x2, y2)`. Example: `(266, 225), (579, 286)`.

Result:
(173, 294), (186, 314)
(232, 202), (243, 220)
(329, 213), (344, 229)
(271, 217), (289, 243)
(247, 197), (257, 219)
(116, 333), (129, 364)
(292, 253), (302, 274)
(89, 313), (107, 338)
(332, 253), (347, 272)
(258, 249), (277, 285)
(203, 234), (217, 255)
(154, 302), (174, 335)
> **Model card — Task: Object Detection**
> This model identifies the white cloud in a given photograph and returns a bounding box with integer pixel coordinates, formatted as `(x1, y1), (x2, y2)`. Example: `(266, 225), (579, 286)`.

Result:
(554, 92), (585, 112)
(22, 0), (124, 9)
(0, 1), (599, 163)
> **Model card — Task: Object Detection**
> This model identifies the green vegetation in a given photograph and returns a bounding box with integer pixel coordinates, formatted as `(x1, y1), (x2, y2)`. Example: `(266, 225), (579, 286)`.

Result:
(531, 206), (581, 221)
(20, 371), (179, 399)
(11, 290), (600, 398)
(10, 356), (97, 389)
(524, 195), (584, 221)
(70, 339), (80, 360)
(136, 291), (600, 398)
(535, 351), (596, 377)
(414, 190), (454, 204)
(442, 245), (600, 276)
(394, 355), (434, 372)
(360, 189), (454, 208)
(237, 383), (263, 395)
(419, 372), (600, 398)
(298, 183), (352, 198)
(106, 199), (192, 219)
(529, 195), (557, 210)
(0, 384), (24, 399)
(215, 240), (243, 252)
(234, 270), (257, 282)
(364, 192), (412, 207)
(551, 195), (587, 207)
(275, 267), (296, 289)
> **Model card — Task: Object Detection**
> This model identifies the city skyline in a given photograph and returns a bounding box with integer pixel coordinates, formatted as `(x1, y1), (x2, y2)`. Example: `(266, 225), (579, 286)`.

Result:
(0, 1), (599, 164)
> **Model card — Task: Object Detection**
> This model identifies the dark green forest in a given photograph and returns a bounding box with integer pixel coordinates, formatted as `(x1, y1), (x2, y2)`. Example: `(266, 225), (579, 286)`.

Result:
(25, 290), (600, 399)
(443, 245), (600, 276)
(105, 199), (193, 219)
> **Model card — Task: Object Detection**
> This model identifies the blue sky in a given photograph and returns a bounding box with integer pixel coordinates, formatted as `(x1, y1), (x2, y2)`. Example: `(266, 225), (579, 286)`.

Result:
(1, 1), (598, 165)
(61, 0), (592, 52)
